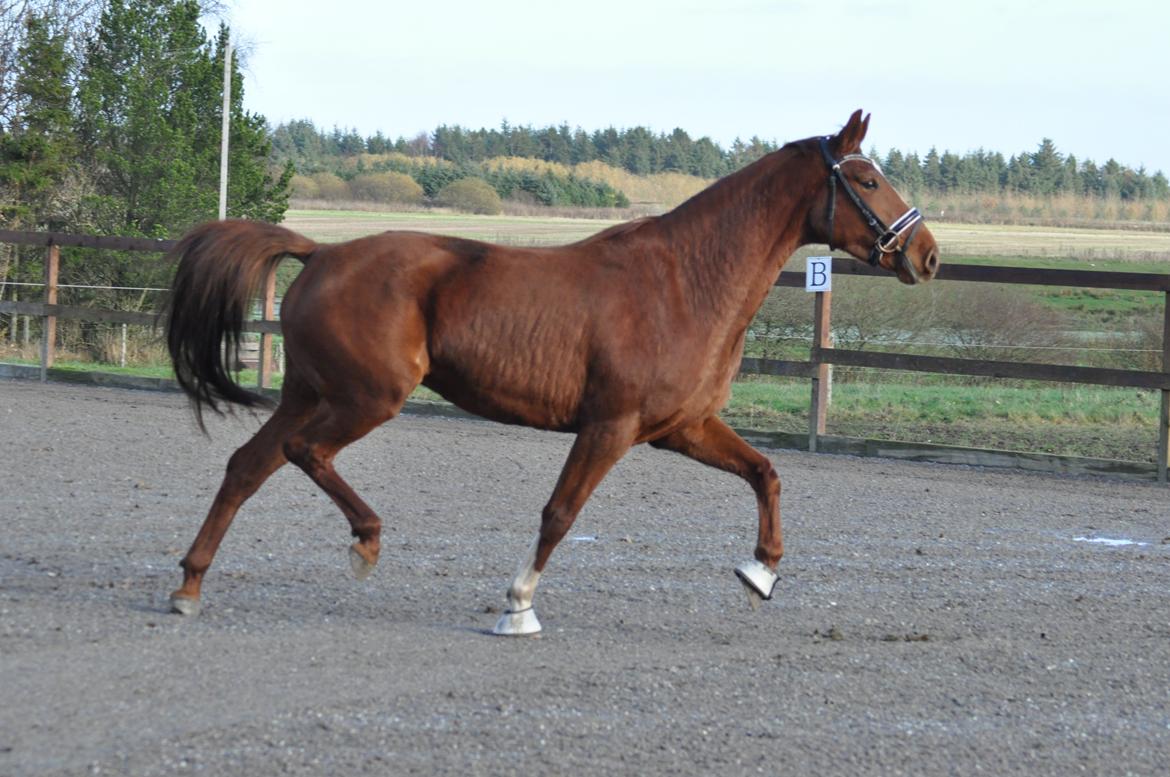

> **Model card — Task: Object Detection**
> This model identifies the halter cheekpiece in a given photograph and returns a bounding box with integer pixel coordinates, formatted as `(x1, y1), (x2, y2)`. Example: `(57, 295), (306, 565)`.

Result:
(818, 137), (924, 272)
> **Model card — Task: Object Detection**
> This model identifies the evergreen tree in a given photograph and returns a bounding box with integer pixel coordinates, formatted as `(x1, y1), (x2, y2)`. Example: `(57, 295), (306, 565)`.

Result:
(272, 118), (327, 167)
(922, 148), (942, 190)
(366, 130), (389, 154)
(570, 128), (595, 164)
(505, 123), (539, 158)
(691, 137), (723, 178)
(1080, 160), (1103, 197)
(539, 124), (572, 165)
(622, 127), (655, 175)
(0, 12), (75, 230)
(882, 148), (906, 184)
(592, 127), (621, 168)
(432, 125), (469, 163)
(1005, 155), (1032, 193)
(743, 136), (773, 166)
(1151, 171), (1169, 199)
(939, 150), (961, 191)
(75, 1), (288, 237)
(662, 127), (692, 173)
(1060, 155), (1081, 194)
(899, 152), (925, 193)
(1100, 159), (1123, 198)
(1029, 138), (1063, 195)
(986, 151), (1008, 191)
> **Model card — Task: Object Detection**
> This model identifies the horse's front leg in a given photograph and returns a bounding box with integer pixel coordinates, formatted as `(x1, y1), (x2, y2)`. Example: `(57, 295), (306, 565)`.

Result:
(492, 417), (637, 636)
(651, 415), (782, 607)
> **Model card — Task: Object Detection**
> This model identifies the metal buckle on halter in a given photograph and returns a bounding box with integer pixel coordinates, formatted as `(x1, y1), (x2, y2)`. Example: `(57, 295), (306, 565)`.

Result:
(878, 208), (923, 253)
(877, 230), (901, 253)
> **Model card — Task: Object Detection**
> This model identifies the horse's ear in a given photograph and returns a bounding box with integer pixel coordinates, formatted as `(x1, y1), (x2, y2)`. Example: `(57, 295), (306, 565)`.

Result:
(831, 110), (870, 154)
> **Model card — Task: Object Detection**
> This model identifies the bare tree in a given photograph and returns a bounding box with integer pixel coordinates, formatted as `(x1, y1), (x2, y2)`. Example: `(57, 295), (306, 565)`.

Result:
(930, 283), (1068, 363)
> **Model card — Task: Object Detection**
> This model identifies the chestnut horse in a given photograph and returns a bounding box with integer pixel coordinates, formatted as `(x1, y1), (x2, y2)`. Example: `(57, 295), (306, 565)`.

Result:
(163, 110), (939, 634)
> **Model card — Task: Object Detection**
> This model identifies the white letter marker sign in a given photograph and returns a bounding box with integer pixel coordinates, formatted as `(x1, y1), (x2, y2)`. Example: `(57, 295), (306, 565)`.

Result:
(805, 256), (832, 292)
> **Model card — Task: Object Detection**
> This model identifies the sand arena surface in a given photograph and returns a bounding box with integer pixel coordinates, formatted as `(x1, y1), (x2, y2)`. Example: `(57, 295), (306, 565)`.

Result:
(1, 380), (1168, 775)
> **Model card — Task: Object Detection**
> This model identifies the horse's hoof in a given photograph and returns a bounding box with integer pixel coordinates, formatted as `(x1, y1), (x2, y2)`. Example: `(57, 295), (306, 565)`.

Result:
(735, 559), (778, 605)
(170, 594), (201, 617)
(492, 607), (542, 636)
(349, 543), (377, 581)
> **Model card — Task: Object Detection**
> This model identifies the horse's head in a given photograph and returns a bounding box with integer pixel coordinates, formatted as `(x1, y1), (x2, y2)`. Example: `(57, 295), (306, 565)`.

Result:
(807, 110), (940, 284)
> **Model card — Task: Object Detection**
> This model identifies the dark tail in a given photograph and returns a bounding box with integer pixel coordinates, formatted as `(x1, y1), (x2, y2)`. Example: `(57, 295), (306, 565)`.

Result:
(162, 219), (317, 430)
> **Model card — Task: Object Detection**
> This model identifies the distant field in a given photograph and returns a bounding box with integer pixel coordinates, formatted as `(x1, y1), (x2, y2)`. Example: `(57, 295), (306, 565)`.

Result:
(284, 208), (1170, 265)
(926, 223), (1170, 263)
(283, 209), (619, 246)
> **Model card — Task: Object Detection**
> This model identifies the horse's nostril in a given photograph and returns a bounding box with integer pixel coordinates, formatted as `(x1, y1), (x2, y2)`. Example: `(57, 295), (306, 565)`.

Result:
(925, 250), (939, 274)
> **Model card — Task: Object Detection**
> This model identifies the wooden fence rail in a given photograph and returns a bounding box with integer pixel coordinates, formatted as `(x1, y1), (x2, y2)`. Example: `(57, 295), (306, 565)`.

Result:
(1, 229), (1167, 481)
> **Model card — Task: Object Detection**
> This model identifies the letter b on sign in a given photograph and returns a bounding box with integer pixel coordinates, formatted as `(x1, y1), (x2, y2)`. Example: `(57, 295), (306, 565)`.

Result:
(806, 256), (831, 292)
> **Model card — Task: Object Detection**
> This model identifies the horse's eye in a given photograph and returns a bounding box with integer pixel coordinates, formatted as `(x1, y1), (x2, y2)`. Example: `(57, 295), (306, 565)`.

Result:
(861, 179), (879, 190)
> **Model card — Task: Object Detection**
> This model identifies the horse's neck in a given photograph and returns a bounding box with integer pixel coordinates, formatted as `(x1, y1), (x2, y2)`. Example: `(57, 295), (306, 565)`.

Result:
(654, 148), (812, 327)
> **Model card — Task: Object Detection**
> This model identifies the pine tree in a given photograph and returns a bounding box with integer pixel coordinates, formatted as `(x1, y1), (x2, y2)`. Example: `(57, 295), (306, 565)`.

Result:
(691, 137), (723, 178)
(662, 128), (692, 173)
(939, 151), (961, 192)
(75, 2), (288, 237)
(1061, 155), (1081, 194)
(922, 148), (943, 190)
(0, 12), (76, 230)
(570, 128), (595, 164)
(1151, 171), (1169, 199)
(1080, 160), (1103, 197)
(1029, 138), (1063, 195)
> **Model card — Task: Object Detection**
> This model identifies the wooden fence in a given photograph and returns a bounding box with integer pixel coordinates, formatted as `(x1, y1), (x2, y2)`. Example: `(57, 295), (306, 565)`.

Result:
(0, 230), (281, 387)
(2, 229), (1168, 481)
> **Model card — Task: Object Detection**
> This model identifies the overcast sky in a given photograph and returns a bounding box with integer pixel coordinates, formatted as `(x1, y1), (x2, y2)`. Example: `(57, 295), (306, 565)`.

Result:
(212, 0), (1170, 173)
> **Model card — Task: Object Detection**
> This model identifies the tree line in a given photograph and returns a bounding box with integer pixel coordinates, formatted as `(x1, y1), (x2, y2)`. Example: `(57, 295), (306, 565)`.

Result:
(273, 119), (773, 181)
(275, 120), (1170, 203)
(881, 140), (1169, 201)
(299, 155), (631, 210)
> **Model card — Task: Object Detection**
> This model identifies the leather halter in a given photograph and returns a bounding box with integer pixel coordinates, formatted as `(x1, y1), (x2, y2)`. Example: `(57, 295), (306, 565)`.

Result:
(818, 137), (924, 276)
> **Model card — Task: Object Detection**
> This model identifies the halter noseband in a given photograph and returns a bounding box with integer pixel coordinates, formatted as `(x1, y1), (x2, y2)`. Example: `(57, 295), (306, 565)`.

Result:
(818, 137), (924, 275)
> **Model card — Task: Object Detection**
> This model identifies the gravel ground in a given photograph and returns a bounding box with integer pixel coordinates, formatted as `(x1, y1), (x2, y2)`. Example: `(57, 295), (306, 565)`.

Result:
(2, 380), (1169, 776)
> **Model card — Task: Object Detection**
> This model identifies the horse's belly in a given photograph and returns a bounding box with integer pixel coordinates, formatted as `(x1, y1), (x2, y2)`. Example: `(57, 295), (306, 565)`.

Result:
(422, 357), (585, 432)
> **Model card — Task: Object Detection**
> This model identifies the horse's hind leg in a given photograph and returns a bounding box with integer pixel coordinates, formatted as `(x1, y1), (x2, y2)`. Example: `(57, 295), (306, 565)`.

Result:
(170, 387), (317, 615)
(281, 395), (403, 581)
(493, 418), (636, 636)
(650, 416), (782, 607)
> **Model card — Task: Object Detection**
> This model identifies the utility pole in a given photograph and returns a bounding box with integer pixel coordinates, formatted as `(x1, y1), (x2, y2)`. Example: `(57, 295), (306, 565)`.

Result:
(218, 40), (233, 220)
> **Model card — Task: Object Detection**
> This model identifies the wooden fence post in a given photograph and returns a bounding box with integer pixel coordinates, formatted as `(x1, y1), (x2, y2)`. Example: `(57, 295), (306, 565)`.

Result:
(257, 265), (276, 389)
(7, 252), (16, 345)
(808, 290), (832, 452)
(39, 244), (59, 381)
(1158, 291), (1169, 483)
